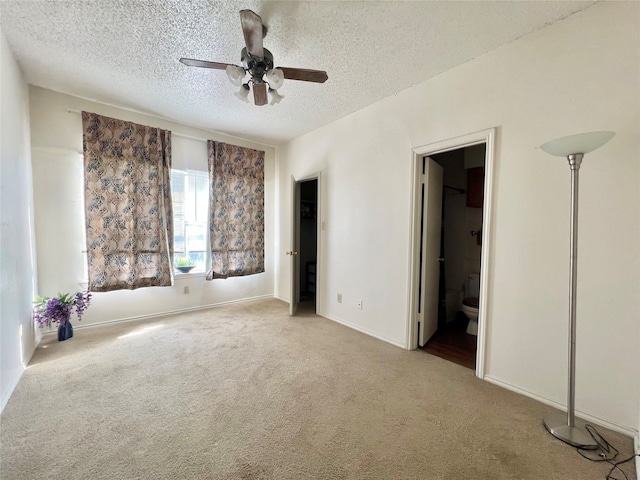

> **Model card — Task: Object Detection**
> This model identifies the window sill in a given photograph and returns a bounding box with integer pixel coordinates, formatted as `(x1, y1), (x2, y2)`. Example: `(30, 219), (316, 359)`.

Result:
(174, 270), (207, 279)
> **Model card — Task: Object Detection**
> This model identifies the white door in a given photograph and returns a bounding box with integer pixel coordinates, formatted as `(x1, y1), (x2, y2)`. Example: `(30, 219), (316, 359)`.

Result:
(289, 177), (301, 315)
(418, 157), (443, 347)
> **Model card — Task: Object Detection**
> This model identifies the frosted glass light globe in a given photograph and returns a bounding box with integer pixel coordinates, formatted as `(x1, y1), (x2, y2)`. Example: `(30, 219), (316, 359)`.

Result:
(540, 131), (615, 157)
(226, 65), (246, 86)
(269, 88), (284, 105)
(234, 84), (250, 103)
(265, 68), (284, 90)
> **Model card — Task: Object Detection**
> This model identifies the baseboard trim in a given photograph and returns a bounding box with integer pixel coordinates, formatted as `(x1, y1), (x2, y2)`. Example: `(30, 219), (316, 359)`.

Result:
(273, 294), (288, 303)
(635, 431), (639, 478)
(42, 294), (275, 334)
(1, 336), (38, 414)
(317, 312), (406, 349)
(484, 375), (637, 438)
(1, 368), (24, 414)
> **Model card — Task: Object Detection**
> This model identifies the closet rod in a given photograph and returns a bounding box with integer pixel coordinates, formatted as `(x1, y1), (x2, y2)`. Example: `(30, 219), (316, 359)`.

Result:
(66, 109), (210, 143)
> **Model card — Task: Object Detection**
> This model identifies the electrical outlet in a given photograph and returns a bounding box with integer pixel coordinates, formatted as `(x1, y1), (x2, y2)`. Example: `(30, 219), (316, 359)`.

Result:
(337, 293), (342, 303)
(183, 286), (189, 295)
(356, 299), (362, 309)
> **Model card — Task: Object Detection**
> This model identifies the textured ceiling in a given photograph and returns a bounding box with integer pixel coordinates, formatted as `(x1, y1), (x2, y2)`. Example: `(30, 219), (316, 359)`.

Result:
(1, 0), (595, 145)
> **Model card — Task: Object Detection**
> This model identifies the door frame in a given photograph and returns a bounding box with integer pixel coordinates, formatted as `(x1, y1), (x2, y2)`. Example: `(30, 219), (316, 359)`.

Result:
(406, 128), (496, 379)
(289, 172), (322, 315)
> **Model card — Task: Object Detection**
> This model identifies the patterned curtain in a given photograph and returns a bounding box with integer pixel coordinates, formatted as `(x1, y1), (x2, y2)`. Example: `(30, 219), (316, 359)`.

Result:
(206, 141), (265, 280)
(82, 112), (174, 291)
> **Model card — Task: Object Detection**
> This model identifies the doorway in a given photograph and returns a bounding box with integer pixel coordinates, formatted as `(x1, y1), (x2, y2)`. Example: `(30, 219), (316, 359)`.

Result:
(289, 176), (320, 316)
(422, 146), (485, 370)
(407, 129), (495, 378)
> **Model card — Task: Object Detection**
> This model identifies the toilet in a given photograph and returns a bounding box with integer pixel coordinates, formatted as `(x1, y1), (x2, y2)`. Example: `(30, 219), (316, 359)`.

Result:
(461, 273), (480, 335)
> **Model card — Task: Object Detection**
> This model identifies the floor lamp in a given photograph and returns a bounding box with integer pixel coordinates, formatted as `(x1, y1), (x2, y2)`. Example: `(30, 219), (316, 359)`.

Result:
(540, 130), (615, 449)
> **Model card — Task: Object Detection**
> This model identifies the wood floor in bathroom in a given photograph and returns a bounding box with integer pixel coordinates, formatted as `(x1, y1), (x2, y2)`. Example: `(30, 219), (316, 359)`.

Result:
(422, 314), (477, 370)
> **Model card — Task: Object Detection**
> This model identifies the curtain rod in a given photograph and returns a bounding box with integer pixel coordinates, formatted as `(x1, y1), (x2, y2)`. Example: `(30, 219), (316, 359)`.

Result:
(66, 108), (210, 144)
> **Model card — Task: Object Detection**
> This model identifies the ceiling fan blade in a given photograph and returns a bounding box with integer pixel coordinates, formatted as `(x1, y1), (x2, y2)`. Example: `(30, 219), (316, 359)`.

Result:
(179, 58), (236, 70)
(253, 83), (268, 106)
(240, 9), (264, 60)
(278, 67), (328, 83)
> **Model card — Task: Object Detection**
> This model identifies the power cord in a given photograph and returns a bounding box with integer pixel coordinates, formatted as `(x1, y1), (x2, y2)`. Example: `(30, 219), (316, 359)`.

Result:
(575, 424), (639, 480)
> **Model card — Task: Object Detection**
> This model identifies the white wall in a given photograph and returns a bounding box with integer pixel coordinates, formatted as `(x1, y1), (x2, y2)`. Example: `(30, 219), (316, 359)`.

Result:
(0, 29), (38, 411)
(464, 201), (482, 277)
(29, 87), (275, 327)
(276, 2), (640, 432)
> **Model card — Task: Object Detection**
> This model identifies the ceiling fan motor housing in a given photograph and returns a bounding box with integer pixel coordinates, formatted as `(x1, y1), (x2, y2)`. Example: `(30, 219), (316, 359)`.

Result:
(241, 47), (274, 84)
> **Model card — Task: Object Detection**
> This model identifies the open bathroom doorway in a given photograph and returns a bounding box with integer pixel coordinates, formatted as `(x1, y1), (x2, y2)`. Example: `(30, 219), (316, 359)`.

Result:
(408, 129), (495, 378)
(426, 146), (484, 369)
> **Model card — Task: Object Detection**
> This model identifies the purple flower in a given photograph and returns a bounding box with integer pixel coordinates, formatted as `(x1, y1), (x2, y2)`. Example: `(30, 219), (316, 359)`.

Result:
(33, 291), (92, 328)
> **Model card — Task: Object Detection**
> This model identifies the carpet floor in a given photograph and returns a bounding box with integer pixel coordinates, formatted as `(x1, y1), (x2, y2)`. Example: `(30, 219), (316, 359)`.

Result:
(1, 298), (636, 479)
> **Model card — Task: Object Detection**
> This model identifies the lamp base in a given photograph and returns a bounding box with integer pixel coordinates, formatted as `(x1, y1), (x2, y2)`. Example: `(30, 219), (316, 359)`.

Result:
(543, 412), (599, 449)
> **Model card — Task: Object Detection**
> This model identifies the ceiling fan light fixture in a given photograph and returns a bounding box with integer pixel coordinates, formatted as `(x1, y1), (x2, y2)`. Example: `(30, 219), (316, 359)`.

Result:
(179, 9), (328, 106)
(226, 65), (246, 86)
(234, 84), (250, 103)
(268, 88), (284, 105)
(265, 68), (284, 90)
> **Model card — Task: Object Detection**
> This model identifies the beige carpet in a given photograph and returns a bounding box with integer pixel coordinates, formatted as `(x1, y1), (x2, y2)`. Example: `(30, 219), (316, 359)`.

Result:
(1, 298), (636, 480)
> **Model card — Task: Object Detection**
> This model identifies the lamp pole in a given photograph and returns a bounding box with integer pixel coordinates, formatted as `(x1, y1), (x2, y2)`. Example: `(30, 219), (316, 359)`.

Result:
(566, 153), (581, 430)
(539, 131), (615, 449)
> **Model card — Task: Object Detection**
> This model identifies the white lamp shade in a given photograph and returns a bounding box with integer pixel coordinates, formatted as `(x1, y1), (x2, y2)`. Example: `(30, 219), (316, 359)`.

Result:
(234, 84), (250, 103)
(269, 88), (284, 105)
(226, 65), (246, 86)
(540, 131), (615, 157)
(265, 68), (284, 90)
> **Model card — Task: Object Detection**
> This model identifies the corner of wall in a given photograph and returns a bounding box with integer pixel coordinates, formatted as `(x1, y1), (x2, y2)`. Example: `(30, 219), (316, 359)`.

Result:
(0, 28), (38, 413)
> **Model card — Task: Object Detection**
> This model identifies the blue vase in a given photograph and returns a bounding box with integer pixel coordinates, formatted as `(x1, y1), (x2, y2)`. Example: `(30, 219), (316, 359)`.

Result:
(57, 321), (73, 341)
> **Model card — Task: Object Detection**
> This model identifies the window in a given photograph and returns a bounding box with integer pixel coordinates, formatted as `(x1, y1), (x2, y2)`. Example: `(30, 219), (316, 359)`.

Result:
(171, 169), (209, 273)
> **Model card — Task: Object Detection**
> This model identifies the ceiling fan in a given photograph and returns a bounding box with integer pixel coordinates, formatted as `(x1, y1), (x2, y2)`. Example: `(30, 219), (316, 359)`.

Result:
(179, 9), (328, 106)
